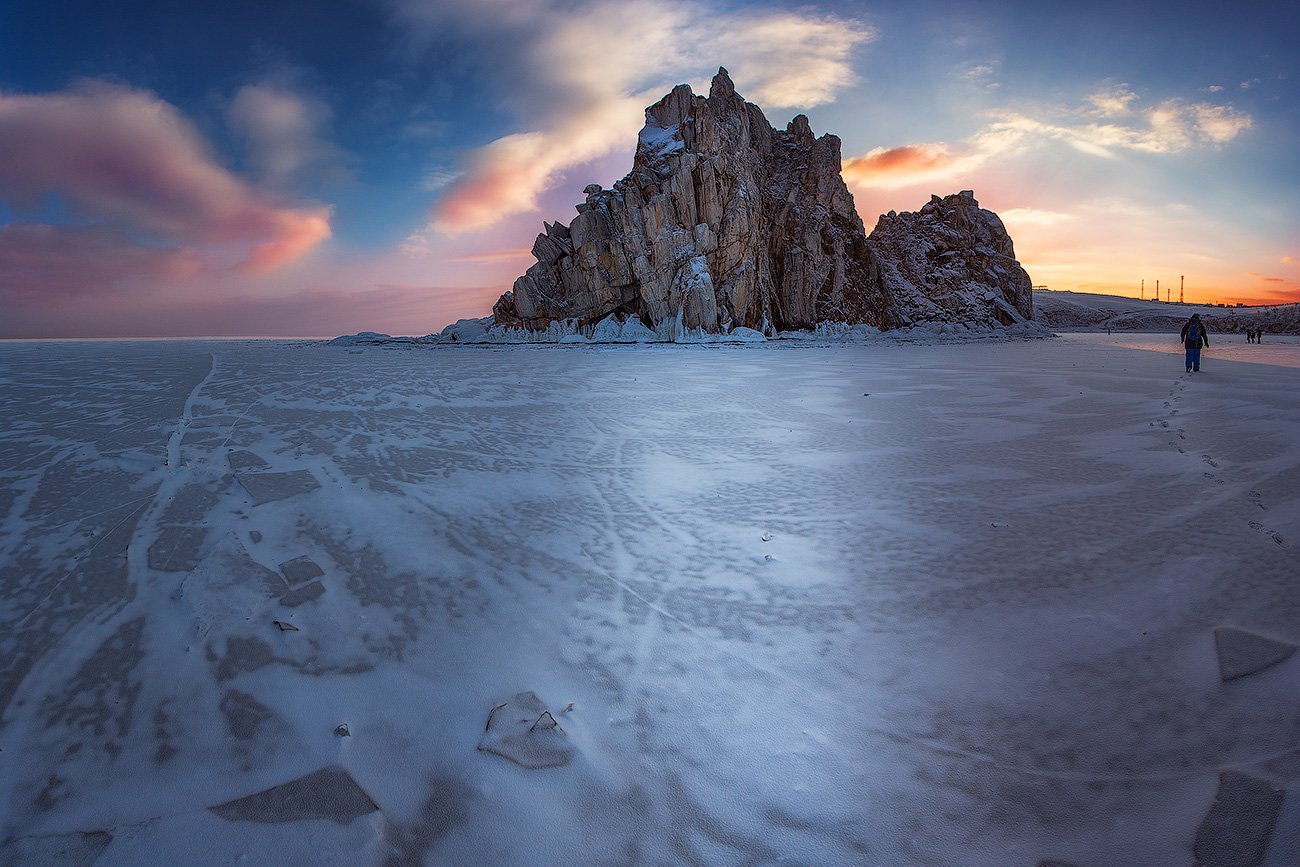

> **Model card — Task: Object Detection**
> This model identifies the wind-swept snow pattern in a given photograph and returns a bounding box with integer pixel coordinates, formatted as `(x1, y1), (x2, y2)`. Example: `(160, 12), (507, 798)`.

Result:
(1, 335), (1299, 865)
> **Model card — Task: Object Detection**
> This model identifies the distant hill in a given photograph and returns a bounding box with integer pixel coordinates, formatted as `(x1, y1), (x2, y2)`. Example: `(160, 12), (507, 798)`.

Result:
(1033, 290), (1300, 334)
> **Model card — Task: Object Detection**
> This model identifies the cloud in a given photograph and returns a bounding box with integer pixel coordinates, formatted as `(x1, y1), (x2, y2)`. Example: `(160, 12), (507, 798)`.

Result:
(239, 208), (334, 273)
(842, 143), (979, 190)
(446, 248), (532, 264)
(431, 98), (644, 233)
(0, 223), (204, 300)
(1086, 85), (1137, 117)
(420, 168), (462, 192)
(393, 0), (875, 234)
(227, 83), (350, 188)
(998, 208), (1073, 227)
(0, 80), (332, 280)
(843, 89), (1254, 192)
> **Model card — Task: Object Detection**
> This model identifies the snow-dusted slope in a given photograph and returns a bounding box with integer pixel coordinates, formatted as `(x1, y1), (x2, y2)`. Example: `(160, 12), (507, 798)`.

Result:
(1034, 290), (1300, 334)
(2, 337), (1298, 865)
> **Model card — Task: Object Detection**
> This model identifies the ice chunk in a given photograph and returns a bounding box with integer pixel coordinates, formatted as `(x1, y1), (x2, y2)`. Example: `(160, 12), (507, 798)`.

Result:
(1192, 771), (1283, 866)
(279, 555), (325, 586)
(209, 765), (379, 825)
(477, 692), (574, 769)
(1214, 627), (1296, 681)
(237, 470), (321, 506)
(279, 580), (325, 608)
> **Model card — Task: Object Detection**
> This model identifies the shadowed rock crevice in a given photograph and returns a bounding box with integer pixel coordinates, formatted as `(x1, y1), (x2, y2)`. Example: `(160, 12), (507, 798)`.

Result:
(493, 67), (1032, 335)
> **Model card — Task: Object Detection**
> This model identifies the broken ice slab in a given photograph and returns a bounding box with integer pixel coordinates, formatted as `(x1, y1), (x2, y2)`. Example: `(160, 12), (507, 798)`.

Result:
(1214, 627), (1297, 681)
(209, 765), (379, 825)
(1192, 771), (1283, 867)
(227, 449), (270, 470)
(279, 555), (325, 586)
(236, 470), (321, 506)
(477, 691), (574, 769)
(279, 580), (325, 608)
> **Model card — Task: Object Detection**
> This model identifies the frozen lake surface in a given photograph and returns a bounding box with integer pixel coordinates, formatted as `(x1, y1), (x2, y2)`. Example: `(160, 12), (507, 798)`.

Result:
(1, 333), (1298, 865)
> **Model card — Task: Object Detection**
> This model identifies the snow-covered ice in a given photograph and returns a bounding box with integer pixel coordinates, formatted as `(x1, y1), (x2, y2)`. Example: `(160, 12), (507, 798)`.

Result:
(1, 333), (1298, 865)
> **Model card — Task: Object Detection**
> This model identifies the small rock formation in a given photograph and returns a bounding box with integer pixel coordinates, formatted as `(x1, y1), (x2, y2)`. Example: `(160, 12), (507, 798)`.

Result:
(493, 67), (1032, 334)
(1213, 626), (1296, 681)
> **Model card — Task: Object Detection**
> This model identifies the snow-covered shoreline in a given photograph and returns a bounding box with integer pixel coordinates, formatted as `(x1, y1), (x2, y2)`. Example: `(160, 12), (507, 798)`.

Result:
(328, 315), (1053, 347)
(1034, 290), (1300, 335)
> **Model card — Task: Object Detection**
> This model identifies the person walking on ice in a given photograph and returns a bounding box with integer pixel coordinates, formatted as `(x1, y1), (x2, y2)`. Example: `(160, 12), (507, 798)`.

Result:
(1181, 313), (1209, 373)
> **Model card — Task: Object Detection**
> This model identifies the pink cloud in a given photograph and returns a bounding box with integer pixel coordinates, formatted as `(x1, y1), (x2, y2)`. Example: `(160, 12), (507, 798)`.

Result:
(240, 209), (334, 273)
(842, 144), (956, 184)
(0, 222), (205, 299)
(0, 80), (332, 273)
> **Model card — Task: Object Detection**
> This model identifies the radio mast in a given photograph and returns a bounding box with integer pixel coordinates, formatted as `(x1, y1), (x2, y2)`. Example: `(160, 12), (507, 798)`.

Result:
(1141, 279), (1144, 300)
(1180, 275), (1184, 304)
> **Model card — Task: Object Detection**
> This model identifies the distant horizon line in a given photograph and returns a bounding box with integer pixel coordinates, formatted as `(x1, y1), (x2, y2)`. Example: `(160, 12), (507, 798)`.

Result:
(1032, 287), (1298, 309)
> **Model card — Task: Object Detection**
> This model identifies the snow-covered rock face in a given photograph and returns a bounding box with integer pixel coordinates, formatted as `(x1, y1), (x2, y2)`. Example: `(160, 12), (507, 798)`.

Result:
(867, 191), (1034, 328)
(493, 68), (1033, 334)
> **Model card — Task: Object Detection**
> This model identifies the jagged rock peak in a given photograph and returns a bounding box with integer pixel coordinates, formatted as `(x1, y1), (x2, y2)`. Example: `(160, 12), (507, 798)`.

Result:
(709, 66), (735, 99)
(491, 72), (1032, 334)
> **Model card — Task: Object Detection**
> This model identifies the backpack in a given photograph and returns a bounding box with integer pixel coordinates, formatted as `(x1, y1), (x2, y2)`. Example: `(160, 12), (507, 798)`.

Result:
(1185, 322), (1202, 348)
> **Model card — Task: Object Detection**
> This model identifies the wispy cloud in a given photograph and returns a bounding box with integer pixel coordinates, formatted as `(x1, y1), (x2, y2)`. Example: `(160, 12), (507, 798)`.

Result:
(0, 223), (204, 299)
(446, 248), (532, 264)
(843, 88), (1253, 191)
(227, 83), (351, 189)
(1086, 85), (1137, 117)
(392, 0), (875, 234)
(0, 80), (333, 290)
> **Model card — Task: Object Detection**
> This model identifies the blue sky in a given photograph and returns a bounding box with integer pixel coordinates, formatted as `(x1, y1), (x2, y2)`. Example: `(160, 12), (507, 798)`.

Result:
(1, 0), (1296, 336)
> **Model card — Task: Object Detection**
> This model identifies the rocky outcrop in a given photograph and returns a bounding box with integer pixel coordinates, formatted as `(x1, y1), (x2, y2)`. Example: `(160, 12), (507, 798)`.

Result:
(869, 191), (1033, 327)
(493, 68), (1032, 334)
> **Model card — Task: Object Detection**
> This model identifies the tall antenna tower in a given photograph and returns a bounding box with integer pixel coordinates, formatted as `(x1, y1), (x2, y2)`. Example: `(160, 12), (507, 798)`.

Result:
(1180, 275), (1184, 304)
(1141, 279), (1145, 300)
(1157, 279), (1160, 302)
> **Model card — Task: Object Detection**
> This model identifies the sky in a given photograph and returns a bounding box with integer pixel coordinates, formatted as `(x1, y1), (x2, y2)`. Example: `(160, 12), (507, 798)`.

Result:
(1, 0), (1297, 338)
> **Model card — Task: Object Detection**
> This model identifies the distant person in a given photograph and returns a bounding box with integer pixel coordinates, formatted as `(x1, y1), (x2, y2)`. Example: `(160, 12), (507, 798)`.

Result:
(1247, 328), (1255, 343)
(1180, 313), (1209, 373)
(1257, 329), (1264, 344)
